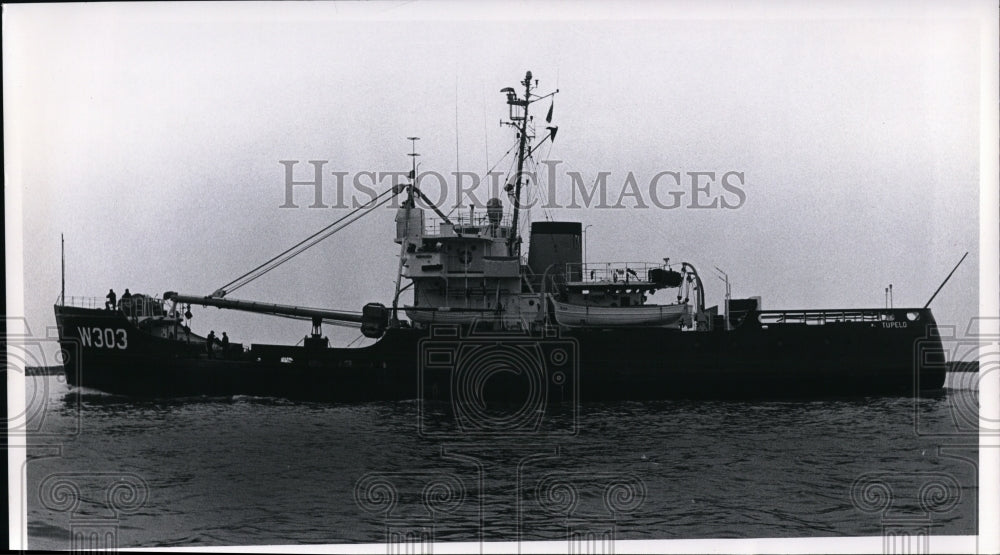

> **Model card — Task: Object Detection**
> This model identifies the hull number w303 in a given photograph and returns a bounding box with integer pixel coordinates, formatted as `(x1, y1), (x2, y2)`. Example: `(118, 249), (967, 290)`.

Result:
(77, 327), (128, 349)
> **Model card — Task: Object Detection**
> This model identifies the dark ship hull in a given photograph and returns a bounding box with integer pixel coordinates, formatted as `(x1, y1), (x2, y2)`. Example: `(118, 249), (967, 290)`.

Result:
(52, 72), (958, 403)
(54, 304), (947, 401)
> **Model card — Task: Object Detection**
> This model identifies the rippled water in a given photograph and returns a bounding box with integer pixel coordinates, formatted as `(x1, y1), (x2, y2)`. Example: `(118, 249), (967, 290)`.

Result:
(24, 373), (979, 549)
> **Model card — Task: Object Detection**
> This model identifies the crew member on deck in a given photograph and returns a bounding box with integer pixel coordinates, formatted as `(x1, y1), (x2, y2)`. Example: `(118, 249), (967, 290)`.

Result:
(121, 289), (133, 315)
(206, 331), (217, 358)
(105, 289), (117, 310)
(221, 332), (229, 359)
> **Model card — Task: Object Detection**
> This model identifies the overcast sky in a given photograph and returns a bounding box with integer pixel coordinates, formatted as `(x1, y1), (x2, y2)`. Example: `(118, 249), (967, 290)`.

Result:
(5, 1), (992, 348)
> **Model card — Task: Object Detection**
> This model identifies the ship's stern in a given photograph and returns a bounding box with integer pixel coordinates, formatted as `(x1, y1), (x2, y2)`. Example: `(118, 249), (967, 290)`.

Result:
(912, 308), (948, 392)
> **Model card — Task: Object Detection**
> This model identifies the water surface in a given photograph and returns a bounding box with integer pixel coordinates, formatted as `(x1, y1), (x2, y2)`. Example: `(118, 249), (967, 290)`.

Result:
(24, 372), (979, 549)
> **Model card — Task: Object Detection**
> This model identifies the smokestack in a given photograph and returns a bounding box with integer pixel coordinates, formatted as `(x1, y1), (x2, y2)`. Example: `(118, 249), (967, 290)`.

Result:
(526, 221), (582, 289)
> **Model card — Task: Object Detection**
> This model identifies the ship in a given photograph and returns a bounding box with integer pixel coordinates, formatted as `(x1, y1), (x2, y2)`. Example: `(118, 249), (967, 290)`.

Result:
(54, 71), (952, 402)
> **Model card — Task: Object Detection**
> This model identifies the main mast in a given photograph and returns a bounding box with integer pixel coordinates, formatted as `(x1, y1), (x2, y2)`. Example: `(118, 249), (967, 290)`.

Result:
(506, 71), (533, 258)
(391, 137), (420, 325)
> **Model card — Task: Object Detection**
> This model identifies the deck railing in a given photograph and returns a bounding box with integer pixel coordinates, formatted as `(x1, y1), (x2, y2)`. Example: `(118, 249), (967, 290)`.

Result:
(756, 308), (922, 325)
(567, 262), (668, 283)
(424, 213), (514, 237)
(56, 296), (106, 309)
(56, 294), (169, 318)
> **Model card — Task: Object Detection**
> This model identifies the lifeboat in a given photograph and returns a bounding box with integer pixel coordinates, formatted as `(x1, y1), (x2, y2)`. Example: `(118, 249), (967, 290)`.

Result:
(551, 299), (691, 328)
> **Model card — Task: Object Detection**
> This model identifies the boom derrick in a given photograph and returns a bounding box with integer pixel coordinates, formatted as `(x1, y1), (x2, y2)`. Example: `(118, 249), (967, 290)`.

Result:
(164, 293), (389, 338)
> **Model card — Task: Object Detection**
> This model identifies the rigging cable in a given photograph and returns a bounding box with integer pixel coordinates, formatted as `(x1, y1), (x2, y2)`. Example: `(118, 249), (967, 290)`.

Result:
(226, 193), (397, 295)
(541, 138), (556, 221)
(455, 72), (461, 181)
(217, 187), (401, 296)
(482, 80), (490, 183)
(445, 140), (519, 218)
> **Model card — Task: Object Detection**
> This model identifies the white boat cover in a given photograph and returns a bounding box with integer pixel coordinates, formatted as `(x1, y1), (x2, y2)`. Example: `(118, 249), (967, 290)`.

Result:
(552, 300), (690, 328)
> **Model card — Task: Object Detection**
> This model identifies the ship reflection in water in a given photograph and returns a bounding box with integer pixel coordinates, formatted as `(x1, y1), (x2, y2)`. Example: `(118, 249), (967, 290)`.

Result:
(26, 372), (977, 549)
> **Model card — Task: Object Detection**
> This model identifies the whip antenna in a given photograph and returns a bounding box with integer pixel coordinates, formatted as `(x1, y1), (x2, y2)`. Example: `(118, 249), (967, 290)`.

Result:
(61, 233), (65, 305)
(924, 251), (969, 309)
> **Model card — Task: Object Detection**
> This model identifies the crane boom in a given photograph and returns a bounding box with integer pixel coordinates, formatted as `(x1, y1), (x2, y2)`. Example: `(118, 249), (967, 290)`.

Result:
(166, 293), (365, 324)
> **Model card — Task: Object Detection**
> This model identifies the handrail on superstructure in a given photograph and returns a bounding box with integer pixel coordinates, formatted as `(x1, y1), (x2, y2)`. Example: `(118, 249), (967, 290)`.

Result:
(756, 307), (927, 325)
(566, 261), (668, 283)
(423, 213), (514, 237)
(56, 295), (168, 317)
(55, 295), (103, 309)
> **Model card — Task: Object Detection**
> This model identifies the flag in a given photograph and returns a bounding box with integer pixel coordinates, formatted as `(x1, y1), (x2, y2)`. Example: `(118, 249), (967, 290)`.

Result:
(546, 100), (554, 123)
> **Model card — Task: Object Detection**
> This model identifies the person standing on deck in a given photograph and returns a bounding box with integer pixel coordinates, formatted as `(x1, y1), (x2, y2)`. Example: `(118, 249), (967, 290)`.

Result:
(221, 332), (229, 359)
(105, 289), (117, 310)
(206, 331), (217, 359)
(121, 289), (133, 315)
